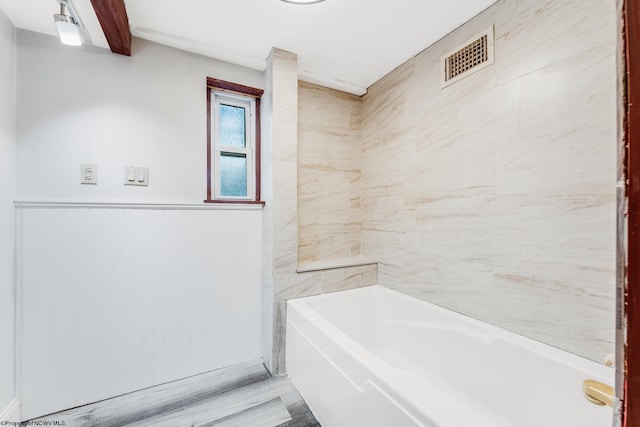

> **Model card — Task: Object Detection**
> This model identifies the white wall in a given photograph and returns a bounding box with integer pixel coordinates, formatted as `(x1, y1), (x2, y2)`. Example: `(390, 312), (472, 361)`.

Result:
(16, 30), (263, 203)
(14, 30), (267, 417)
(0, 5), (16, 416)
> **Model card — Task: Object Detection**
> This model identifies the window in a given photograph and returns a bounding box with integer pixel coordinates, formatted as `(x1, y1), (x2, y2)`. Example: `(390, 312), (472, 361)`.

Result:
(205, 78), (264, 204)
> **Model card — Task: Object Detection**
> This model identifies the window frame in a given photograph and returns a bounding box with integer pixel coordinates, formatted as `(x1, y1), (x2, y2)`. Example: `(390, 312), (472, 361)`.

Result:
(205, 78), (264, 205)
(213, 94), (254, 200)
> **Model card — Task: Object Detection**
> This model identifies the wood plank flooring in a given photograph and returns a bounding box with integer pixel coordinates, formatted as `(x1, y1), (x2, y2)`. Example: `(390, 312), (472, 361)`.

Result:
(22, 359), (320, 427)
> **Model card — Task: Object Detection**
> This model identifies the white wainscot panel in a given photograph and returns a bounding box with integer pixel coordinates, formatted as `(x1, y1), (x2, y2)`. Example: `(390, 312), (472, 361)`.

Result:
(17, 205), (263, 419)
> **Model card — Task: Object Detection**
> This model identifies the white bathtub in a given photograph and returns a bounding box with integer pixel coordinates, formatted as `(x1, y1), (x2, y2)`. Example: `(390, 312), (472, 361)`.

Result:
(286, 285), (614, 427)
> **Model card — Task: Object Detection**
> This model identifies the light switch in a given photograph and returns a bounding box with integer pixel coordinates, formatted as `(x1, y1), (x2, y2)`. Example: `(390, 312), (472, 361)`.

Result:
(124, 166), (149, 186)
(80, 163), (97, 185)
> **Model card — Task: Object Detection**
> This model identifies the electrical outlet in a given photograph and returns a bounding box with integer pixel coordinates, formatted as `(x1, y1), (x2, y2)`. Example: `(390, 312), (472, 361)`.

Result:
(80, 163), (97, 185)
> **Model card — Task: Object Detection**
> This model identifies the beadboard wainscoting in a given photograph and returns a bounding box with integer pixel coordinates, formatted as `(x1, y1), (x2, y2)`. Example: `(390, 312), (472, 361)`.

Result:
(16, 202), (263, 420)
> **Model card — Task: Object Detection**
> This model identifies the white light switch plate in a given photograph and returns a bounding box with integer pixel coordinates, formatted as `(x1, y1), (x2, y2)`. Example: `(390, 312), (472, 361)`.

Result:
(124, 166), (149, 186)
(80, 163), (97, 185)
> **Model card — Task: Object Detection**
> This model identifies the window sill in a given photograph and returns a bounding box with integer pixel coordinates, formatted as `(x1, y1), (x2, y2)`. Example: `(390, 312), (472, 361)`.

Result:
(204, 199), (266, 207)
(297, 256), (377, 273)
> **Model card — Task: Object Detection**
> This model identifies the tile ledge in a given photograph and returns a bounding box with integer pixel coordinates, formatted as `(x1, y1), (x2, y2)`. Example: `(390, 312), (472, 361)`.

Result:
(297, 256), (377, 273)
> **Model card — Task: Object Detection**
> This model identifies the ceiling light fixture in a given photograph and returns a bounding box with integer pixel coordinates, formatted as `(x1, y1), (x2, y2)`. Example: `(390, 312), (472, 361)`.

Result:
(53, 0), (91, 46)
(280, 0), (326, 4)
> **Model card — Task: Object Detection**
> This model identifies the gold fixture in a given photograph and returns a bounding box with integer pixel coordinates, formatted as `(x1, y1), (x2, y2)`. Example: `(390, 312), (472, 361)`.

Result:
(583, 380), (615, 407)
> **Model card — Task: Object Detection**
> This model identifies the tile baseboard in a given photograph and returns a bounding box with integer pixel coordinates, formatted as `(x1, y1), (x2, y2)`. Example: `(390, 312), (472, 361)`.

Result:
(0, 398), (21, 422)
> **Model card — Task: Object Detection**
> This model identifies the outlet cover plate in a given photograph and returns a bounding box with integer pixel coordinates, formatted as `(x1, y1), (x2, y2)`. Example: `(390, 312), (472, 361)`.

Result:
(80, 163), (97, 185)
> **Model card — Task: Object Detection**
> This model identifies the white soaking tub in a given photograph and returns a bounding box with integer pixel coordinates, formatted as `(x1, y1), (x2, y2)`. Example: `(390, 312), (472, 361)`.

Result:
(286, 285), (614, 427)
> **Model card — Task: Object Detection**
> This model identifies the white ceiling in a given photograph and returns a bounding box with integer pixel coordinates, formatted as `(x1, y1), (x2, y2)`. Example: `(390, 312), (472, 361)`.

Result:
(0, 0), (498, 95)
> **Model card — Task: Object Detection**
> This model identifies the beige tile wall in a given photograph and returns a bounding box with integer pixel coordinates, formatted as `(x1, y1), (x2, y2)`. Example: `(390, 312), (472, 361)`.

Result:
(298, 81), (363, 263)
(264, 50), (376, 374)
(361, 0), (617, 362)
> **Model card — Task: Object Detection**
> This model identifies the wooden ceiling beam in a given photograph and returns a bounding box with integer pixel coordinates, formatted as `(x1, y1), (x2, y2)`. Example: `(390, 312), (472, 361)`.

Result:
(90, 0), (131, 56)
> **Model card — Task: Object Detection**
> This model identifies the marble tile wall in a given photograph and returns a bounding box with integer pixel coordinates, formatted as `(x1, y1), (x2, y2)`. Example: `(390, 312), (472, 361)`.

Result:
(361, 0), (617, 362)
(263, 50), (376, 374)
(298, 81), (363, 264)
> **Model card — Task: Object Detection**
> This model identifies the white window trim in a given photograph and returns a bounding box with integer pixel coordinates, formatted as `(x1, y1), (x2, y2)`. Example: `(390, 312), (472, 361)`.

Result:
(211, 91), (256, 201)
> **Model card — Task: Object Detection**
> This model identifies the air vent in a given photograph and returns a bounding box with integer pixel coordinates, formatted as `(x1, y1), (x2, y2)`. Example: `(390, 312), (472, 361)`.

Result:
(441, 27), (494, 88)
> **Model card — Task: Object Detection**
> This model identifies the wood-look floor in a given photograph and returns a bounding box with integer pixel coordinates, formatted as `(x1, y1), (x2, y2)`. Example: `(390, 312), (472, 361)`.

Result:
(23, 360), (320, 427)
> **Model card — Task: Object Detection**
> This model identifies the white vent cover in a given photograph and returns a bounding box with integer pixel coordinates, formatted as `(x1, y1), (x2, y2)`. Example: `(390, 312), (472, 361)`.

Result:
(441, 26), (495, 88)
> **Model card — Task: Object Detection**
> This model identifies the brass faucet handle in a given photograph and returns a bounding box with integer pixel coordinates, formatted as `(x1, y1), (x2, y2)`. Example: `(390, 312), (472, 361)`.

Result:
(583, 379), (615, 407)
